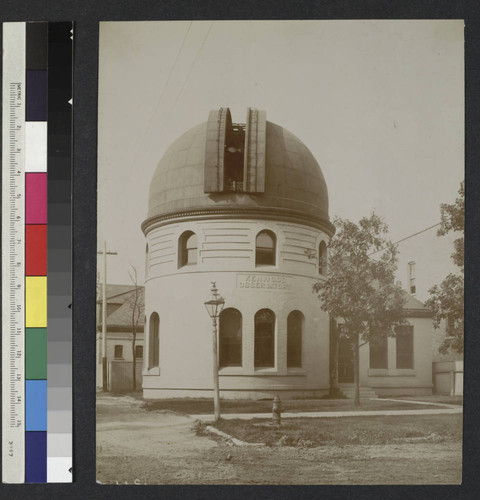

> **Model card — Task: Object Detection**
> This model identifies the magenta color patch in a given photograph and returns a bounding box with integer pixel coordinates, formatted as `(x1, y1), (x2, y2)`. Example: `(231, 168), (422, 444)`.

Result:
(26, 173), (47, 224)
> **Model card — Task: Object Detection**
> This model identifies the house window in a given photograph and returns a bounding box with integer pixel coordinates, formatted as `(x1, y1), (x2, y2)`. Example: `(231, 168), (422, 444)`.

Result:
(255, 230), (276, 266)
(408, 261), (416, 295)
(396, 325), (414, 369)
(319, 241), (327, 275)
(287, 310), (303, 368)
(114, 345), (123, 359)
(369, 336), (388, 369)
(219, 308), (242, 367)
(149, 312), (159, 368)
(135, 345), (143, 359)
(179, 231), (198, 268)
(254, 309), (275, 368)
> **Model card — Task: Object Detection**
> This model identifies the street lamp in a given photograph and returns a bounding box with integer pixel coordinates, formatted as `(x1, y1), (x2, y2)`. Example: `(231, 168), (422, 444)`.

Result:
(204, 282), (225, 421)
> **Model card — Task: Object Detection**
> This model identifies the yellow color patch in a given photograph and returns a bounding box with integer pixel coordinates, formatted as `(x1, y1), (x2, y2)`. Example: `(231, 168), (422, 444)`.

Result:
(26, 276), (47, 327)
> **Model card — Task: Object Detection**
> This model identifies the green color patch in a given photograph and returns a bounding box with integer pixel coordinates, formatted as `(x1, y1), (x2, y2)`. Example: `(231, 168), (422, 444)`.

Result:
(26, 328), (47, 379)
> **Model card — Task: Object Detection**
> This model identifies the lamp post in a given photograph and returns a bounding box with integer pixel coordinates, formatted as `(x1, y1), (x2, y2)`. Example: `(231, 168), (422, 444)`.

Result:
(204, 282), (225, 422)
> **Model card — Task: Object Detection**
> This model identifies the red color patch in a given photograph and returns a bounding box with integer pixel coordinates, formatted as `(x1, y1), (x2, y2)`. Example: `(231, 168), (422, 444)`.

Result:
(26, 225), (47, 275)
(26, 173), (47, 224)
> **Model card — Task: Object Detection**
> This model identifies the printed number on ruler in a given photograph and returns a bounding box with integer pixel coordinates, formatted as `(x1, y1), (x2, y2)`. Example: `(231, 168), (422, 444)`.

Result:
(9, 81), (24, 432)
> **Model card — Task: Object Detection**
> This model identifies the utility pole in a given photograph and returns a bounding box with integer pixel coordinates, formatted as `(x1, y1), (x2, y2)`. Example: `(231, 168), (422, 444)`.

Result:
(97, 241), (117, 391)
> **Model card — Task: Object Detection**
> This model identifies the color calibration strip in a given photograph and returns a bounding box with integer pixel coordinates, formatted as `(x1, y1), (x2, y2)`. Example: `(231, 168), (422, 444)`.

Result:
(2, 21), (73, 484)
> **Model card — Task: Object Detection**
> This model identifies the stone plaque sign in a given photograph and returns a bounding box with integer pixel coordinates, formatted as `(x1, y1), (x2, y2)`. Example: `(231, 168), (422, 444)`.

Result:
(237, 273), (293, 290)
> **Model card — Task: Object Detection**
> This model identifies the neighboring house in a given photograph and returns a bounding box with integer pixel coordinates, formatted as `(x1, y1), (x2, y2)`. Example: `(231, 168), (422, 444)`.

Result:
(395, 231), (463, 395)
(333, 292), (433, 397)
(96, 284), (145, 391)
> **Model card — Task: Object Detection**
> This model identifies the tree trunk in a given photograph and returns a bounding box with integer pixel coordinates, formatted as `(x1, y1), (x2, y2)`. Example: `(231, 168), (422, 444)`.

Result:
(329, 318), (339, 396)
(132, 340), (136, 391)
(353, 332), (360, 407)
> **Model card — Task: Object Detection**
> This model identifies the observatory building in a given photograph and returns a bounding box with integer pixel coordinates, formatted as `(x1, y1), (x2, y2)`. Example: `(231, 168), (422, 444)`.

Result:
(141, 108), (334, 399)
(141, 107), (433, 399)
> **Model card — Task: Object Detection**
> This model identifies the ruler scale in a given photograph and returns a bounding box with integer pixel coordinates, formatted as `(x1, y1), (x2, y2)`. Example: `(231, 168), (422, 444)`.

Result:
(2, 22), (26, 484)
(2, 21), (73, 484)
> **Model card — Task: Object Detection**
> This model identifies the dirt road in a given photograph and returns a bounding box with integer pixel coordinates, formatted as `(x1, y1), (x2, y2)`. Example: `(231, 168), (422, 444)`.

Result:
(96, 394), (462, 485)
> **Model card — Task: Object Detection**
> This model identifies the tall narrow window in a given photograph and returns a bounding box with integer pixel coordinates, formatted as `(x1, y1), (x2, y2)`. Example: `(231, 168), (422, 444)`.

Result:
(255, 230), (276, 266)
(369, 336), (388, 369)
(287, 311), (303, 368)
(408, 261), (416, 295)
(319, 241), (327, 275)
(149, 312), (159, 368)
(145, 243), (149, 279)
(135, 345), (143, 359)
(396, 325), (414, 369)
(179, 231), (198, 267)
(254, 309), (275, 368)
(219, 308), (242, 367)
(114, 345), (123, 359)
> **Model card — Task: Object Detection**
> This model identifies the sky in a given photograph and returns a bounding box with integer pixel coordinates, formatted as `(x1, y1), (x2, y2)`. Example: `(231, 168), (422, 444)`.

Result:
(97, 20), (464, 290)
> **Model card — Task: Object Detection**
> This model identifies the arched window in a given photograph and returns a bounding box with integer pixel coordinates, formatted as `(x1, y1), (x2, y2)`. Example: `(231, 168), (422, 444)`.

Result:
(219, 308), (242, 367)
(287, 310), (303, 368)
(254, 309), (275, 368)
(179, 231), (198, 268)
(319, 240), (327, 275)
(149, 312), (159, 368)
(145, 243), (149, 278)
(255, 230), (276, 266)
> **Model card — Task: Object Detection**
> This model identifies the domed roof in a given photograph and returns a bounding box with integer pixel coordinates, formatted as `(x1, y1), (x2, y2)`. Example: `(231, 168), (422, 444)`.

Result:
(142, 108), (334, 236)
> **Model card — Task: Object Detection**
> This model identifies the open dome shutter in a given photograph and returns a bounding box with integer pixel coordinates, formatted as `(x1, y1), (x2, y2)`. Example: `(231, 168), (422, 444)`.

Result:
(243, 108), (266, 193)
(204, 108), (230, 193)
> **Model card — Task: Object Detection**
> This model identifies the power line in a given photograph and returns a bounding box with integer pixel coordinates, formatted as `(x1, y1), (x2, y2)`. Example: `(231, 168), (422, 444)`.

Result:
(369, 221), (442, 256)
(128, 21), (193, 171)
(159, 21), (215, 133)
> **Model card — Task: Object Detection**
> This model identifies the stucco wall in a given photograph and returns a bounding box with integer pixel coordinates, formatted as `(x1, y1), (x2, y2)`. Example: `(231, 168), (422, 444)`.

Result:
(360, 316), (433, 396)
(433, 360), (463, 395)
(96, 331), (144, 388)
(143, 218), (330, 399)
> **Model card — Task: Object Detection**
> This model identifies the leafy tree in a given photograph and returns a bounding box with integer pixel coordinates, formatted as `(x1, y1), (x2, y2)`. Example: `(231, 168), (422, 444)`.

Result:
(425, 182), (464, 354)
(313, 214), (406, 406)
(425, 274), (463, 354)
(437, 181), (464, 269)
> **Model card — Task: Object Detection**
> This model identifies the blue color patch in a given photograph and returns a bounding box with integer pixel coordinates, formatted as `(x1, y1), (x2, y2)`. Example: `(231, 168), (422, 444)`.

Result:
(26, 379), (47, 431)
(26, 431), (47, 483)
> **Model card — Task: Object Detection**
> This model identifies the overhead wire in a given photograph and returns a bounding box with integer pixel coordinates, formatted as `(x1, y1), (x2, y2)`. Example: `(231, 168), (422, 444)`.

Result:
(128, 21), (193, 171)
(369, 221), (443, 256)
(158, 21), (215, 133)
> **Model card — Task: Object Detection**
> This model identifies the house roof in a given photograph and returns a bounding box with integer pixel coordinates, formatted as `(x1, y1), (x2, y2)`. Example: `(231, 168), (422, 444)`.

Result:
(97, 285), (145, 332)
(401, 290), (433, 317)
(97, 284), (139, 303)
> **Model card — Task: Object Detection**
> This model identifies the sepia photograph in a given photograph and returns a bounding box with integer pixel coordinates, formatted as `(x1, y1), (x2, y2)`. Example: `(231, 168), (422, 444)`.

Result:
(95, 20), (464, 485)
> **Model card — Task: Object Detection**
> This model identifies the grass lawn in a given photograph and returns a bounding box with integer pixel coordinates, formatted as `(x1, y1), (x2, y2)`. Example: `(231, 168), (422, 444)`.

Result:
(209, 414), (463, 447)
(143, 396), (455, 415)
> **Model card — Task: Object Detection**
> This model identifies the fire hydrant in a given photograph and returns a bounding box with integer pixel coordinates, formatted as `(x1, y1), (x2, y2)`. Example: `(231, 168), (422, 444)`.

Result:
(272, 394), (281, 425)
